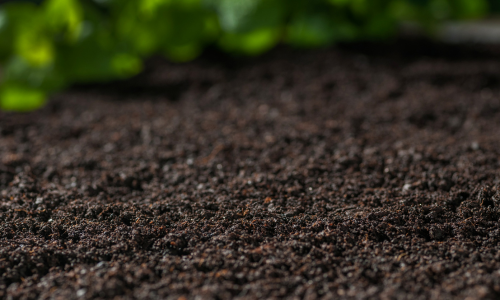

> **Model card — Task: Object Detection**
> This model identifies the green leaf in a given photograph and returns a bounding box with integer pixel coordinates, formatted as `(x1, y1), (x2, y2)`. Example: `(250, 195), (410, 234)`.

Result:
(207, 0), (286, 33)
(15, 29), (54, 67)
(453, 0), (488, 19)
(165, 44), (202, 62)
(407, 0), (431, 6)
(140, 0), (171, 16)
(218, 27), (281, 55)
(350, 0), (370, 16)
(206, 0), (260, 32)
(428, 0), (451, 20)
(327, 0), (351, 6)
(163, 6), (210, 46)
(140, 0), (201, 16)
(2, 4), (54, 67)
(56, 39), (118, 82)
(389, 1), (419, 20)
(111, 53), (142, 77)
(286, 11), (357, 47)
(0, 85), (47, 112)
(43, 0), (83, 41)
(0, 9), (13, 61)
(3, 56), (65, 91)
(362, 13), (397, 39)
(0, 9), (7, 35)
(116, 3), (169, 55)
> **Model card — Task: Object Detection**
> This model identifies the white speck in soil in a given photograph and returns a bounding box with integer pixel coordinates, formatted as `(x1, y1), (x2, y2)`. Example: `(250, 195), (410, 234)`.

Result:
(77, 289), (86, 297)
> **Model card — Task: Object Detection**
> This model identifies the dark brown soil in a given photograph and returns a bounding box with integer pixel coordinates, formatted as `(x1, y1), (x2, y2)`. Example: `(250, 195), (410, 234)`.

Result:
(2, 41), (500, 300)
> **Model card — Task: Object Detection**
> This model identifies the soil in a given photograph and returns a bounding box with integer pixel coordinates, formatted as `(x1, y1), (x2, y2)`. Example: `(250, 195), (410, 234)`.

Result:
(2, 40), (500, 299)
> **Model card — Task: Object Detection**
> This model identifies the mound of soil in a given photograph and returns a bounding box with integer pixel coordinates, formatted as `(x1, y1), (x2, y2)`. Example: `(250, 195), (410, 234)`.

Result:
(2, 41), (500, 299)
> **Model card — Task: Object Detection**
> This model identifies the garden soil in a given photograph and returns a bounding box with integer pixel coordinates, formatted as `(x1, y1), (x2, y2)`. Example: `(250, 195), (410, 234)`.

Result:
(2, 41), (500, 299)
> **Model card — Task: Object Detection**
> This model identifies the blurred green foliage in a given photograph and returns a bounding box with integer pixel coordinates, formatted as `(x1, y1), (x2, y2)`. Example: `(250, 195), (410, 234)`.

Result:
(0, 0), (492, 111)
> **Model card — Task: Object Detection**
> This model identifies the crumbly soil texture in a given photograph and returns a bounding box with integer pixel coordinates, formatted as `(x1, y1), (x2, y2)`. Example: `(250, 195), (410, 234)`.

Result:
(2, 41), (500, 300)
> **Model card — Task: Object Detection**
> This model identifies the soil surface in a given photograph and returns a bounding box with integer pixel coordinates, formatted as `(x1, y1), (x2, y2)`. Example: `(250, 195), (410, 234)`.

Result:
(2, 41), (500, 299)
